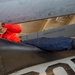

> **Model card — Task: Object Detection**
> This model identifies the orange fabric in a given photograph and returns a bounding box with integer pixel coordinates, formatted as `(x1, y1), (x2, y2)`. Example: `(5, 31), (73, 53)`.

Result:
(0, 24), (22, 42)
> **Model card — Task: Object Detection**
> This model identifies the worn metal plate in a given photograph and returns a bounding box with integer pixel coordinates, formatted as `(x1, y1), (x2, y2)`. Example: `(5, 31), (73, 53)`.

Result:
(0, 50), (75, 75)
(9, 56), (75, 75)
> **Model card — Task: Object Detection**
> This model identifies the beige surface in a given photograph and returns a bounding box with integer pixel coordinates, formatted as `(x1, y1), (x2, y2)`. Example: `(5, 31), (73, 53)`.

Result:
(18, 14), (75, 36)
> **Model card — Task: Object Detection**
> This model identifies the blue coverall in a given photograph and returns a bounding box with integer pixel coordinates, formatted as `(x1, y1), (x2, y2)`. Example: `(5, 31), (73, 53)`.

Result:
(22, 37), (74, 51)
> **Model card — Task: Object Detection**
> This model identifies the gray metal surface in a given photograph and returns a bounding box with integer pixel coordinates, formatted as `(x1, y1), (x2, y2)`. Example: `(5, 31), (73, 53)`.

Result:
(0, 0), (75, 23)
(22, 24), (75, 40)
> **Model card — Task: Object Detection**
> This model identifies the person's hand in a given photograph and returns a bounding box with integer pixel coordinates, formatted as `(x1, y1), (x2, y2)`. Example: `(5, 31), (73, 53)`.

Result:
(0, 22), (7, 34)
(0, 27), (7, 34)
(0, 22), (2, 25)
(0, 22), (2, 29)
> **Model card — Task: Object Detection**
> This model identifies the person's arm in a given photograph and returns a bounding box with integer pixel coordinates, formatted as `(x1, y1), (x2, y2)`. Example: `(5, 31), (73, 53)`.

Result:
(4, 23), (22, 33)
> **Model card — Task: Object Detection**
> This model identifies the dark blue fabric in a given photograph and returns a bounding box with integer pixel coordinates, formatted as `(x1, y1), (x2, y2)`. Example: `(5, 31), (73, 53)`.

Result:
(22, 37), (74, 51)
